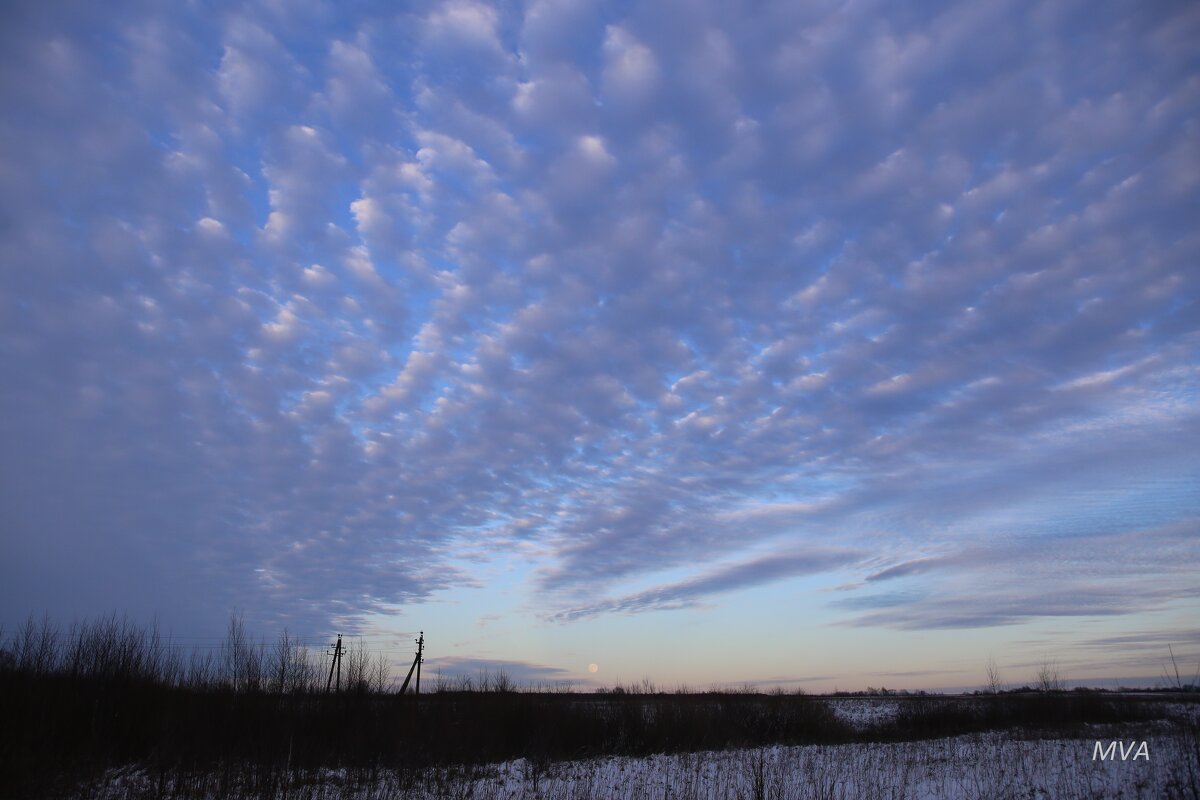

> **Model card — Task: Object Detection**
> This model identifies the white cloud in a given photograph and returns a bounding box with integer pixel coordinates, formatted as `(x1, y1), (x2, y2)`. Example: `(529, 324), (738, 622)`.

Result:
(1, 0), (1197, 645)
(425, 0), (508, 62)
(601, 25), (659, 108)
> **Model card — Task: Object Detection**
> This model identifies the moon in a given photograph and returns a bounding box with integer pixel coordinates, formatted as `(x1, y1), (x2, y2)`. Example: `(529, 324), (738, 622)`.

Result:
(588, 663), (599, 673)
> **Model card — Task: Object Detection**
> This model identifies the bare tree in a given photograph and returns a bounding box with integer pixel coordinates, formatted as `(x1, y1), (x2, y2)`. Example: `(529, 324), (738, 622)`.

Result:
(292, 639), (318, 692)
(223, 613), (263, 692)
(268, 629), (298, 694)
(187, 648), (217, 688)
(15, 613), (59, 675)
(984, 654), (1004, 694)
(1036, 657), (1065, 692)
(492, 668), (514, 693)
(343, 637), (369, 693)
(369, 651), (391, 693)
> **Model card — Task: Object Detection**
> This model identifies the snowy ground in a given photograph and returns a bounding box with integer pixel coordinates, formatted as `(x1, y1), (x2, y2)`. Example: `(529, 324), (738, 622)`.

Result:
(823, 696), (903, 729)
(88, 729), (1200, 800)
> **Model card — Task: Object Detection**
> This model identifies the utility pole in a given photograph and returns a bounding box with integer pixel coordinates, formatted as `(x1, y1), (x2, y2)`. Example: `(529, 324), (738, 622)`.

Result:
(399, 631), (425, 695)
(325, 634), (343, 693)
(415, 631), (424, 695)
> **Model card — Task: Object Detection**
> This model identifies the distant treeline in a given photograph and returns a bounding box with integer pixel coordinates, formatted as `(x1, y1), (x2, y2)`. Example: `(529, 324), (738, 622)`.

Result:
(0, 613), (390, 694)
(0, 614), (1181, 800)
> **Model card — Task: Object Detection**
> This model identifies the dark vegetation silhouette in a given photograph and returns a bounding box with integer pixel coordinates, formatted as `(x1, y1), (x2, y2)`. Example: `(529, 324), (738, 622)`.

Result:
(0, 614), (1190, 799)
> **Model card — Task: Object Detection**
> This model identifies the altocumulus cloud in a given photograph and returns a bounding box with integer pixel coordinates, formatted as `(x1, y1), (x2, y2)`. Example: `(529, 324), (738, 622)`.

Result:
(0, 0), (1197, 636)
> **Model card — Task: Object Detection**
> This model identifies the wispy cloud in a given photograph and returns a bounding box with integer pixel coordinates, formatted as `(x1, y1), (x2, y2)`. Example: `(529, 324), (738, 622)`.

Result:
(424, 656), (580, 686)
(552, 549), (864, 621)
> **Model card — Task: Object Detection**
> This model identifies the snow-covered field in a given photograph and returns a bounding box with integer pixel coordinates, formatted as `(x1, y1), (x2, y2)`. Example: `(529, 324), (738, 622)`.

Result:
(89, 730), (1199, 800)
(824, 697), (903, 729)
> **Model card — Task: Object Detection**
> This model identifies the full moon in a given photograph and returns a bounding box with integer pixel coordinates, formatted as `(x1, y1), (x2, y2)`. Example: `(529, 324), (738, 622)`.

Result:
(588, 663), (599, 673)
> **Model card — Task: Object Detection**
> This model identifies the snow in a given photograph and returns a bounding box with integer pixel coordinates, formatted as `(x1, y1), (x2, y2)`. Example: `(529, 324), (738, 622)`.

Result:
(824, 696), (903, 728)
(85, 730), (1199, 799)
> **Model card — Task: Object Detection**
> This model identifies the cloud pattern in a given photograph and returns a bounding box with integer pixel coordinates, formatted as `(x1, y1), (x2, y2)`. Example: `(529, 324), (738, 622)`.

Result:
(1, 0), (1197, 641)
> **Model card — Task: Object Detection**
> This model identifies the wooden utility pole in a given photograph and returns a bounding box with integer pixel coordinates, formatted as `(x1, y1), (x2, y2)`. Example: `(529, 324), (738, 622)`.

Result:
(399, 631), (425, 695)
(325, 634), (343, 693)
(415, 631), (424, 694)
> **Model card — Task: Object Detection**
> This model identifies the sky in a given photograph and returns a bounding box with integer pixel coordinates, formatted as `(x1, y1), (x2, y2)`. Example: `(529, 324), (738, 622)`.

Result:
(1, 0), (1197, 692)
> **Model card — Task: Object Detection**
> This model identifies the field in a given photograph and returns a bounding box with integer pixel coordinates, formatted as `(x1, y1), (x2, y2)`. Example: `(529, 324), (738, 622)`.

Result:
(70, 700), (1200, 800)
(13, 689), (1198, 799)
(3, 617), (1198, 799)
